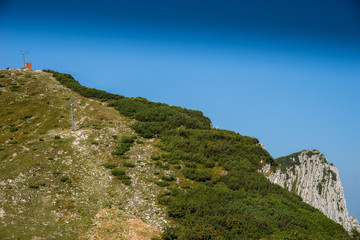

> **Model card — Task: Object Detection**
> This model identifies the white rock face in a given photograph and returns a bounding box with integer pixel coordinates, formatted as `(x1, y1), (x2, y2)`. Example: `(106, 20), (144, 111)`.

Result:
(261, 149), (360, 233)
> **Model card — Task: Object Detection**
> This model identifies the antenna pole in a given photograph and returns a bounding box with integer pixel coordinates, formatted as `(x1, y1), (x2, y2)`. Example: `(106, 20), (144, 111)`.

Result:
(68, 101), (78, 132)
(21, 50), (28, 68)
(70, 103), (74, 131)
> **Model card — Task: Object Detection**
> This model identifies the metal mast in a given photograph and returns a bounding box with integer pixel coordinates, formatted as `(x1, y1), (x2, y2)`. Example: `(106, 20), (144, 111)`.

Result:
(68, 101), (78, 132)
(20, 50), (28, 68)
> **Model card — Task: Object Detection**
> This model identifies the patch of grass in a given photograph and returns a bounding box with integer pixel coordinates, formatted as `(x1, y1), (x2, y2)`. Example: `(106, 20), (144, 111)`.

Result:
(161, 175), (176, 181)
(39, 138), (44, 141)
(123, 162), (135, 168)
(54, 135), (61, 139)
(154, 181), (170, 187)
(111, 169), (125, 176)
(151, 155), (161, 161)
(91, 141), (99, 145)
(21, 114), (33, 120)
(121, 179), (131, 185)
(155, 161), (170, 170)
(60, 177), (70, 182)
(275, 151), (301, 173)
(102, 163), (117, 169)
(9, 126), (19, 132)
(184, 162), (197, 169)
(117, 175), (131, 180)
(10, 84), (20, 91)
(121, 135), (137, 144)
(29, 184), (39, 189)
(306, 150), (316, 158)
(136, 139), (144, 144)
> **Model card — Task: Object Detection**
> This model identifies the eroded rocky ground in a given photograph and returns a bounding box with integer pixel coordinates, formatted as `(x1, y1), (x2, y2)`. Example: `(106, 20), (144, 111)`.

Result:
(0, 69), (190, 239)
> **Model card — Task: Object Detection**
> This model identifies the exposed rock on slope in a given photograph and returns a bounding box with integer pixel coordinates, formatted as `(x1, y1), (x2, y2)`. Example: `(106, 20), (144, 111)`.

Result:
(0, 69), (176, 239)
(261, 149), (360, 232)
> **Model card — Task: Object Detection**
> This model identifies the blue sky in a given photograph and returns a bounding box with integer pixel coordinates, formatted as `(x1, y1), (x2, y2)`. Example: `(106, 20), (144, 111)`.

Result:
(1, 0), (360, 220)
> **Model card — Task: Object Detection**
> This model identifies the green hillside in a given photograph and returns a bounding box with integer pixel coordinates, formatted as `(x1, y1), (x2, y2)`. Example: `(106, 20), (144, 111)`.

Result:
(0, 69), (349, 239)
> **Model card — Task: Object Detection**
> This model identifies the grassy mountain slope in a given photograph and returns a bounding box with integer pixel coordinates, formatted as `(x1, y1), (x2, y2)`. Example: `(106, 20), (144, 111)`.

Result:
(0, 69), (174, 239)
(0, 69), (350, 239)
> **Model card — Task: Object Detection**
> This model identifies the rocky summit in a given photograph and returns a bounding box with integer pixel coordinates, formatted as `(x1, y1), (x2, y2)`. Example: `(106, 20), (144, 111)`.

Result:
(261, 149), (360, 233)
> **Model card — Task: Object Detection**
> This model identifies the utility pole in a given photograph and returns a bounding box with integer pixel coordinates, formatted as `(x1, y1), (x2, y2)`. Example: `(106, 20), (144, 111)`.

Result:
(68, 101), (78, 132)
(20, 50), (28, 68)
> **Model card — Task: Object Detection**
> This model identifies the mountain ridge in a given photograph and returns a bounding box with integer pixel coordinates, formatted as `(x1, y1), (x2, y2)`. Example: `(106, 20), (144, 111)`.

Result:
(0, 68), (353, 239)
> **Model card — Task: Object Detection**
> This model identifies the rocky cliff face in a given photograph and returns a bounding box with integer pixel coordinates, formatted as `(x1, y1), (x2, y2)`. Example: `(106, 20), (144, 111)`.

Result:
(260, 149), (360, 232)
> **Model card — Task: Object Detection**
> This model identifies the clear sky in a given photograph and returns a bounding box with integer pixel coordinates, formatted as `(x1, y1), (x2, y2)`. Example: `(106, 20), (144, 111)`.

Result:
(1, 0), (359, 220)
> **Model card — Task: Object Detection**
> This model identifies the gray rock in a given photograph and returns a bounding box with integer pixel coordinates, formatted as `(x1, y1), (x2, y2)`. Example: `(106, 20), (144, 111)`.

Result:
(260, 149), (360, 233)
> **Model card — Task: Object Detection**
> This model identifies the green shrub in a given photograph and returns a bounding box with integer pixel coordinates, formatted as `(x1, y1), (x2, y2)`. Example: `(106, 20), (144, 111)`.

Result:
(204, 159), (215, 168)
(10, 84), (20, 91)
(117, 175), (131, 180)
(154, 180), (170, 187)
(43, 70), (124, 100)
(10, 126), (18, 132)
(112, 135), (118, 139)
(174, 164), (181, 169)
(111, 142), (132, 156)
(121, 135), (137, 144)
(54, 135), (61, 139)
(182, 168), (211, 182)
(21, 114), (33, 120)
(162, 175), (176, 181)
(60, 177), (69, 182)
(102, 163), (117, 169)
(29, 184), (39, 189)
(184, 162), (197, 169)
(0, 74), (5, 79)
(155, 162), (170, 170)
(136, 139), (144, 144)
(111, 149), (122, 156)
(151, 155), (161, 160)
(111, 169), (125, 176)
(122, 179), (131, 185)
(123, 162), (135, 168)
(39, 138), (44, 141)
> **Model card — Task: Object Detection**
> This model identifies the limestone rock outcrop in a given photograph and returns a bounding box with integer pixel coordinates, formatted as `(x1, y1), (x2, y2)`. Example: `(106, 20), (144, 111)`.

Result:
(260, 149), (360, 232)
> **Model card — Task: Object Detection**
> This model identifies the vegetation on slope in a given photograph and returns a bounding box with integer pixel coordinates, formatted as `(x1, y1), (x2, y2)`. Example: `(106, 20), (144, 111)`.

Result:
(44, 70), (350, 239)
(0, 69), (166, 239)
